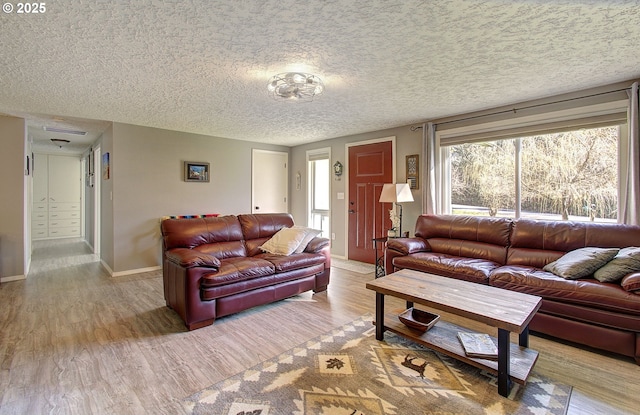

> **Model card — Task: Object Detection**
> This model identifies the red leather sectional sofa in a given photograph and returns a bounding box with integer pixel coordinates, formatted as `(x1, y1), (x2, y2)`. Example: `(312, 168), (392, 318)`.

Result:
(161, 213), (330, 330)
(385, 214), (640, 363)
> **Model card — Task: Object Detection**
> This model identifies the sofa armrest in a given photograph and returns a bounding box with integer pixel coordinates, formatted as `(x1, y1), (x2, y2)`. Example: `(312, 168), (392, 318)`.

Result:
(304, 237), (330, 253)
(384, 237), (430, 275)
(165, 248), (221, 269)
(386, 237), (429, 255)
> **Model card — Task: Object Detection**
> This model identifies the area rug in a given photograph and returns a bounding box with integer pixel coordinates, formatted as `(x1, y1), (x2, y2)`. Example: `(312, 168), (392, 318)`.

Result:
(331, 258), (376, 274)
(183, 315), (571, 415)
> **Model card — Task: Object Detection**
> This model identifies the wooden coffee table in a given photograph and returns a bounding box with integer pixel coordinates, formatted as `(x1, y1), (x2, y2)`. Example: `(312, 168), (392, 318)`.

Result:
(366, 269), (542, 397)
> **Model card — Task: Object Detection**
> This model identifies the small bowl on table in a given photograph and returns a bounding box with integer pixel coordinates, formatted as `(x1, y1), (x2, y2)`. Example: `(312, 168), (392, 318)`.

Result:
(398, 307), (440, 333)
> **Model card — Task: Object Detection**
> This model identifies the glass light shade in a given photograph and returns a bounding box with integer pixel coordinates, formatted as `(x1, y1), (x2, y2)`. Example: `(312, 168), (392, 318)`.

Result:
(267, 72), (324, 102)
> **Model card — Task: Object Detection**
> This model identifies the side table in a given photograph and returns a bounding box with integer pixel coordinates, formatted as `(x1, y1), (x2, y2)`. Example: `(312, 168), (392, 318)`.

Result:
(372, 236), (387, 278)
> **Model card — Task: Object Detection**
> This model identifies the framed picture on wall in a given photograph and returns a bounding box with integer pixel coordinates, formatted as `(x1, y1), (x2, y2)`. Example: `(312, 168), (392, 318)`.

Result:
(184, 161), (210, 182)
(102, 152), (110, 180)
(406, 154), (419, 190)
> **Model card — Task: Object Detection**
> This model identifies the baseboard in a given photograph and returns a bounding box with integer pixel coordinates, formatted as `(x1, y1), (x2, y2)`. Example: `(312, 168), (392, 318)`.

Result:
(83, 239), (95, 251)
(1, 274), (26, 283)
(100, 260), (113, 276)
(110, 265), (162, 277)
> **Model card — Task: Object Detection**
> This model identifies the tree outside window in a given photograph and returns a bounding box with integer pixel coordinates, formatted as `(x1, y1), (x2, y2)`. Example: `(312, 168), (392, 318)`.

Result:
(450, 125), (619, 221)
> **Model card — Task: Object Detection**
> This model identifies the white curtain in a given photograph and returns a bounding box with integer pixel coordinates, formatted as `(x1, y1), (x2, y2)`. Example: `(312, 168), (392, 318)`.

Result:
(422, 122), (437, 214)
(620, 81), (640, 225)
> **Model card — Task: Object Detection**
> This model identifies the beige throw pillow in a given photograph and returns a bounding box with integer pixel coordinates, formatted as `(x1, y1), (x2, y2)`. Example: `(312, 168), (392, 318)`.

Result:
(260, 227), (309, 256)
(292, 226), (322, 253)
(543, 247), (619, 280)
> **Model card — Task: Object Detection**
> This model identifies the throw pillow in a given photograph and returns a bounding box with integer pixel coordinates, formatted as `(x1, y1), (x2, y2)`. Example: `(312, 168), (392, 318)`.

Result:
(593, 247), (640, 283)
(260, 227), (309, 256)
(621, 273), (640, 293)
(292, 226), (322, 253)
(543, 247), (620, 280)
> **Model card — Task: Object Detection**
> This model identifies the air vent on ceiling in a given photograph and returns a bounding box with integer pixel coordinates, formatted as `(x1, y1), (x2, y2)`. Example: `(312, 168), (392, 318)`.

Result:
(44, 126), (87, 136)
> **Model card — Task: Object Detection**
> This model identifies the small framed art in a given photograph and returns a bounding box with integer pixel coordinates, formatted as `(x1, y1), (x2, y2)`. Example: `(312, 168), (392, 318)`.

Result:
(102, 152), (110, 180)
(406, 154), (419, 190)
(184, 161), (210, 182)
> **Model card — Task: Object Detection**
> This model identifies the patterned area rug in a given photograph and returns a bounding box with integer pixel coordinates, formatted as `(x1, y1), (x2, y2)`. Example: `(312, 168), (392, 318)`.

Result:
(331, 258), (376, 274)
(183, 315), (571, 415)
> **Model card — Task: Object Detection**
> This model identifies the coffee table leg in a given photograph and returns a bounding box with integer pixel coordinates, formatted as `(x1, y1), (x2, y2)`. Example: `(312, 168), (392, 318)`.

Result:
(519, 326), (529, 348)
(375, 293), (385, 340)
(497, 328), (512, 397)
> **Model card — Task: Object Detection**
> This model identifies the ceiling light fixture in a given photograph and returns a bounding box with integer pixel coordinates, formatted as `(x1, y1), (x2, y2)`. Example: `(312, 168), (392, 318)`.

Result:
(50, 138), (71, 148)
(267, 72), (324, 102)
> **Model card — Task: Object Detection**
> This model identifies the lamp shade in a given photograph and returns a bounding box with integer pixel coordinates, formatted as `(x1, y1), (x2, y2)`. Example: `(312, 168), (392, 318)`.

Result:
(379, 183), (414, 203)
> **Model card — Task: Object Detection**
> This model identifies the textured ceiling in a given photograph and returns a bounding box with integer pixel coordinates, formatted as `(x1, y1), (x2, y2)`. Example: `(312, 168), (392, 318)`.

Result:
(1, 0), (639, 150)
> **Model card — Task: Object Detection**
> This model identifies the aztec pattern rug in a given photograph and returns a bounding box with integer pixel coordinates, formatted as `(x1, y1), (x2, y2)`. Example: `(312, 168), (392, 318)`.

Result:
(183, 315), (571, 415)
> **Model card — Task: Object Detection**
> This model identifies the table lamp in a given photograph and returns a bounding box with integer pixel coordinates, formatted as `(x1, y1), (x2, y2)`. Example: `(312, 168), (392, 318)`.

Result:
(379, 183), (414, 237)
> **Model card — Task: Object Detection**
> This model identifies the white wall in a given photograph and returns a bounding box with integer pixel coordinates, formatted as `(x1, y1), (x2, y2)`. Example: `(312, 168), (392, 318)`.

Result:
(100, 123), (288, 274)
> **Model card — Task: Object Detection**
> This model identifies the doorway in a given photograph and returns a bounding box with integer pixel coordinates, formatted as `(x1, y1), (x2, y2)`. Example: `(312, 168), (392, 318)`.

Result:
(347, 139), (395, 263)
(93, 146), (101, 256)
(306, 148), (331, 238)
(251, 149), (289, 213)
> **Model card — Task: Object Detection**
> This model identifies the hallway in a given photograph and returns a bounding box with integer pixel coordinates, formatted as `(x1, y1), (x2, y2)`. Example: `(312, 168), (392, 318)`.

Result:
(29, 238), (99, 274)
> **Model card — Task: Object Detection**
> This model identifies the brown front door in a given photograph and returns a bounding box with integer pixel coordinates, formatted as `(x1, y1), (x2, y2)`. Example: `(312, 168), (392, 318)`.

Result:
(348, 141), (393, 263)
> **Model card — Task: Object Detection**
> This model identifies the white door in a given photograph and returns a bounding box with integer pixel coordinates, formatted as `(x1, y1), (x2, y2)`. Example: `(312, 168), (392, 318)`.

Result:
(252, 149), (288, 213)
(48, 155), (81, 203)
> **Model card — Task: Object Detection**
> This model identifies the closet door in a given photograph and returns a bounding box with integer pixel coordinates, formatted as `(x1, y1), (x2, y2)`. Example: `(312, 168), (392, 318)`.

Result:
(33, 154), (82, 240)
(48, 155), (81, 203)
(48, 155), (81, 238)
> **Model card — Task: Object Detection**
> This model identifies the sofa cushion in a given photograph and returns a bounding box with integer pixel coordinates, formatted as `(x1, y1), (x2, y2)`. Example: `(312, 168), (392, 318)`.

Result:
(491, 265), (640, 315)
(195, 241), (247, 259)
(161, 215), (243, 250)
(507, 219), (640, 268)
(594, 247), (640, 283)
(543, 247), (619, 279)
(200, 257), (275, 288)
(257, 252), (326, 273)
(238, 213), (294, 240)
(415, 214), (511, 247)
(392, 252), (498, 284)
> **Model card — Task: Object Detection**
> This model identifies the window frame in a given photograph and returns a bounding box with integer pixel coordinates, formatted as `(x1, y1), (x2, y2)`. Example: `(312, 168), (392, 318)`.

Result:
(435, 98), (628, 220)
(306, 147), (331, 237)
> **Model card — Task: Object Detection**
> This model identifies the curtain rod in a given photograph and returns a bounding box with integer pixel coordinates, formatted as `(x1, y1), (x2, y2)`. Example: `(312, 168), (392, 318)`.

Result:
(435, 87), (631, 127)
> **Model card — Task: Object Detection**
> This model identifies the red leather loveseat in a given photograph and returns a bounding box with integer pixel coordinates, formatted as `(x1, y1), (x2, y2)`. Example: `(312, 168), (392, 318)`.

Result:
(385, 214), (640, 362)
(161, 213), (330, 330)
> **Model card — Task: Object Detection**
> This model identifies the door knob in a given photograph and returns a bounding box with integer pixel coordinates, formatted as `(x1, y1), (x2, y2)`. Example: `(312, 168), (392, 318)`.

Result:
(349, 209), (355, 214)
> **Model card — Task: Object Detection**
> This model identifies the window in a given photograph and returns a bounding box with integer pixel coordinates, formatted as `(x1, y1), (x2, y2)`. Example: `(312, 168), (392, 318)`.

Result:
(447, 126), (620, 222)
(307, 149), (331, 237)
(450, 139), (516, 217)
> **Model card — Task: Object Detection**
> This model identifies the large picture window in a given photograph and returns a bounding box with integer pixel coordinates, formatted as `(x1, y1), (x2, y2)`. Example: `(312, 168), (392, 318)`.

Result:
(448, 125), (620, 222)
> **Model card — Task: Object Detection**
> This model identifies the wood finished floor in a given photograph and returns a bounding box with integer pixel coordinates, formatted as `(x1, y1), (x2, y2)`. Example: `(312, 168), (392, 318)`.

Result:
(0, 238), (638, 414)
